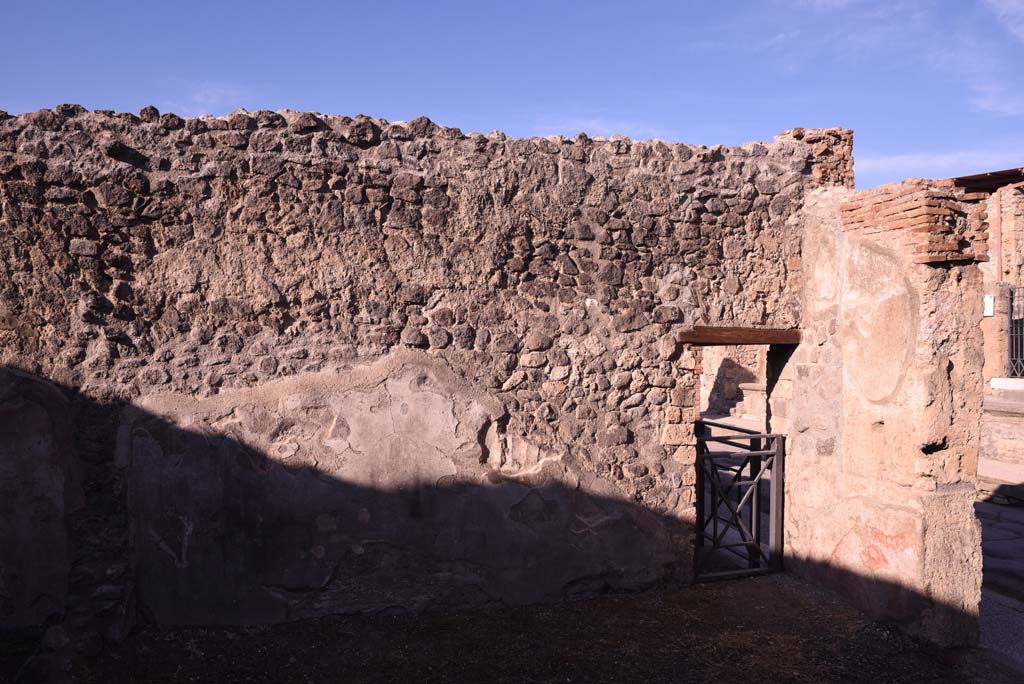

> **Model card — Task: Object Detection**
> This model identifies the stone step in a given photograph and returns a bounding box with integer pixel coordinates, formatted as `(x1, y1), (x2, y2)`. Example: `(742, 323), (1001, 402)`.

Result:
(979, 478), (1024, 505)
(979, 457), (1024, 485)
(991, 377), (1024, 392)
(985, 393), (1024, 414)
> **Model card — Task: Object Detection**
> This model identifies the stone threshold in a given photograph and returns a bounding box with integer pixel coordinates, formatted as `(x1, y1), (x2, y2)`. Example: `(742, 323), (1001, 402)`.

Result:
(984, 395), (1024, 416)
(991, 377), (1024, 392)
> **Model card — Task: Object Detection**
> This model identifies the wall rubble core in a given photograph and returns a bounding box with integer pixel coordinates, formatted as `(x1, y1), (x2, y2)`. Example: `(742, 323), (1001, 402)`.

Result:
(0, 105), (987, 677)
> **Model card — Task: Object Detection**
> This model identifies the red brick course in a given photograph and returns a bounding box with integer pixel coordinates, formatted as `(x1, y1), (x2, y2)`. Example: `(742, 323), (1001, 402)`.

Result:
(840, 181), (989, 264)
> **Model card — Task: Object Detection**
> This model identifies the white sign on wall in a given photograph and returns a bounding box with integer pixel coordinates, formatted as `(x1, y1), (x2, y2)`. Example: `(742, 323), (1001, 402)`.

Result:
(983, 294), (995, 317)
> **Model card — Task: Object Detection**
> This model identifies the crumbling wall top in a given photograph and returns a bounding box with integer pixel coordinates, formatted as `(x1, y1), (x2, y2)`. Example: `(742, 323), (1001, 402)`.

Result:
(775, 127), (854, 190)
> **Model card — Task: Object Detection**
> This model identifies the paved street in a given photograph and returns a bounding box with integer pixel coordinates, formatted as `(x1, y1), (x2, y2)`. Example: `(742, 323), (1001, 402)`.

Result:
(976, 501), (1024, 672)
(977, 501), (1024, 602)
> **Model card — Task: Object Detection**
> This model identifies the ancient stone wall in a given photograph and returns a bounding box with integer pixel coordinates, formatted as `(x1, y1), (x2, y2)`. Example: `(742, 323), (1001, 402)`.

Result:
(0, 105), (852, 650)
(790, 180), (985, 647)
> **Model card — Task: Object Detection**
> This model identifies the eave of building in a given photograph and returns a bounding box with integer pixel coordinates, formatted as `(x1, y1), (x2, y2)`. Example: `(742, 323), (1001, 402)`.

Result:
(950, 167), (1024, 194)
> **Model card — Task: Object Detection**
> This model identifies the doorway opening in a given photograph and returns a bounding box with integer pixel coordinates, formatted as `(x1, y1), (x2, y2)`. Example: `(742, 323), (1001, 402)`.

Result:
(678, 328), (798, 581)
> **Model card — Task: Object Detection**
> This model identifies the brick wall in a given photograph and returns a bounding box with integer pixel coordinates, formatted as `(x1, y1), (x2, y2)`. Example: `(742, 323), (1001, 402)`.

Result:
(840, 181), (988, 264)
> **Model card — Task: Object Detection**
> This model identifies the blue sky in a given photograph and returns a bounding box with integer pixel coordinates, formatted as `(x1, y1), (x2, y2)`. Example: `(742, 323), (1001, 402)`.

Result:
(3, 0), (1024, 188)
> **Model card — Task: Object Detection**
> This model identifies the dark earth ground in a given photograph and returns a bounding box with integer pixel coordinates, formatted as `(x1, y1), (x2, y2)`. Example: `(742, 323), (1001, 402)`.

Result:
(2, 573), (1018, 684)
(3, 502), (1021, 684)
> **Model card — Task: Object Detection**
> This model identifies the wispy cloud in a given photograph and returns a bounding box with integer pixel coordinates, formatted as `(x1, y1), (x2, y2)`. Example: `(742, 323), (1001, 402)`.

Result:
(929, 39), (1023, 117)
(532, 116), (674, 141)
(970, 2), (1024, 115)
(690, 30), (802, 52)
(877, 3), (1024, 120)
(161, 82), (247, 118)
(771, 1), (1024, 120)
(782, 0), (916, 14)
(970, 82), (1024, 115)
(789, 0), (856, 9)
(982, 0), (1024, 43)
(857, 145), (1024, 179)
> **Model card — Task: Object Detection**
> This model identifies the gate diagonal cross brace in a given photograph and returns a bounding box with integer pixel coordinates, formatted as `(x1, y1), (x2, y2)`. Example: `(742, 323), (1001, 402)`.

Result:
(697, 455), (751, 535)
(702, 456), (772, 564)
(693, 419), (785, 580)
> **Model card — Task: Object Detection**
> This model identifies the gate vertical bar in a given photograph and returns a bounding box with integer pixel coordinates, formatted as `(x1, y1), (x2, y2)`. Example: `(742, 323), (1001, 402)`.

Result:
(1012, 286), (1023, 378)
(748, 437), (762, 568)
(694, 422), (707, 554)
(693, 418), (786, 582)
(711, 457), (718, 552)
(769, 435), (785, 570)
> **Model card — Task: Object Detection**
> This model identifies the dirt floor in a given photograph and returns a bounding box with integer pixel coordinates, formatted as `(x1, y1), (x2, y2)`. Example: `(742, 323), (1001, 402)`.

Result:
(27, 574), (1009, 684)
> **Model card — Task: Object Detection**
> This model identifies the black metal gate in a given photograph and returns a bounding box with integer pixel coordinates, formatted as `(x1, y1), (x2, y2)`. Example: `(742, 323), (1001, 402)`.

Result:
(694, 419), (784, 581)
(1011, 286), (1024, 378)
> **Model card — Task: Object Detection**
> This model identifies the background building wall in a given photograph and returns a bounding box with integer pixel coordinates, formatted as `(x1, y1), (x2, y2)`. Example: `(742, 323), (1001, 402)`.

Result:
(976, 185), (1024, 502)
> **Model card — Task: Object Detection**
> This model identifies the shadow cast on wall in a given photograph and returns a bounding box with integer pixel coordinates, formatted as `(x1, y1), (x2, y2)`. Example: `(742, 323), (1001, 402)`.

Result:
(0, 364), (985, 681)
(704, 358), (757, 417)
(0, 362), (688, 643)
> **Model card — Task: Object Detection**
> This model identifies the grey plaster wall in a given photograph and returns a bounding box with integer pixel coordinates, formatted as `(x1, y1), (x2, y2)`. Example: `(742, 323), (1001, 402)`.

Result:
(0, 370), (79, 629)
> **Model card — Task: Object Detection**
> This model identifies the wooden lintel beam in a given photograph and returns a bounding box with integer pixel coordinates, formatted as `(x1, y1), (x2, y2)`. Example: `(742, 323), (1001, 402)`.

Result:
(676, 326), (802, 346)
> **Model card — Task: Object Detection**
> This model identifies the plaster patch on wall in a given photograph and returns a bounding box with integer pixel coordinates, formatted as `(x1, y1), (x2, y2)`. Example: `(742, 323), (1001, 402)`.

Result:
(121, 350), (679, 624)
(841, 240), (917, 404)
(0, 371), (77, 628)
